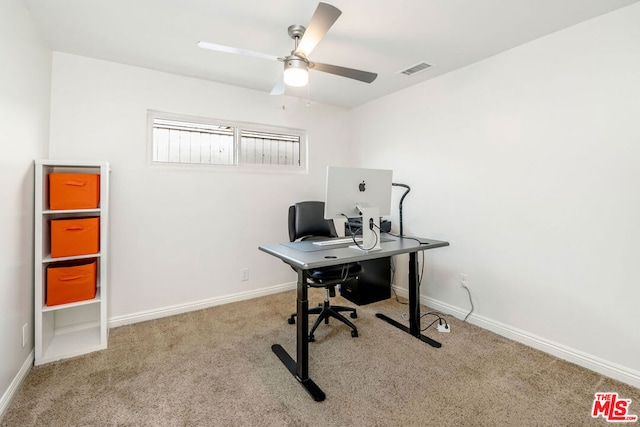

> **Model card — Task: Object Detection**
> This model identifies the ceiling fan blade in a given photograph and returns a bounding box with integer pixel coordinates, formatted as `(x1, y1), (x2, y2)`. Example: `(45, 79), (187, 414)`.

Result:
(270, 79), (285, 95)
(197, 41), (279, 61)
(310, 62), (377, 83)
(295, 2), (342, 57)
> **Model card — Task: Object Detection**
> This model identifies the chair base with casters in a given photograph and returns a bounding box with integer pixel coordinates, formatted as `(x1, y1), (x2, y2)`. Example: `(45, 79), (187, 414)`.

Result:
(288, 286), (359, 341)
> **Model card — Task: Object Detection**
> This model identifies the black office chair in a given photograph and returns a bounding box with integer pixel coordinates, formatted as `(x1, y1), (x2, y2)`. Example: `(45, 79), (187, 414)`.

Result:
(287, 201), (362, 341)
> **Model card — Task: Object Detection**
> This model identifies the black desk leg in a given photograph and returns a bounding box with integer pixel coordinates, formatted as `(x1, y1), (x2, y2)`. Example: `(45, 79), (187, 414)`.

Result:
(376, 251), (441, 348)
(272, 269), (326, 402)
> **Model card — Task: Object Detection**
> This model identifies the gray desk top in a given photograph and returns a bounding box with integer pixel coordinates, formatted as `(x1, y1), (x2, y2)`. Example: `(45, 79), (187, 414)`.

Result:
(259, 234), (449, 270)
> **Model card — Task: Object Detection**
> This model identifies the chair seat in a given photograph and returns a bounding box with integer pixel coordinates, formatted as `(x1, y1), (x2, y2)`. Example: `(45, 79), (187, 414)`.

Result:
(308, 262), (363, 284)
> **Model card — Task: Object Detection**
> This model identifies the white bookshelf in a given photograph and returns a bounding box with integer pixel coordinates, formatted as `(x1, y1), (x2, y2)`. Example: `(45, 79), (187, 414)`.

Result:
(34, 160), (110, 365)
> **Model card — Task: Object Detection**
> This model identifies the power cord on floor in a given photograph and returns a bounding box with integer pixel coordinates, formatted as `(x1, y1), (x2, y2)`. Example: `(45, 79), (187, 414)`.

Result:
(400, 310), (450, 332)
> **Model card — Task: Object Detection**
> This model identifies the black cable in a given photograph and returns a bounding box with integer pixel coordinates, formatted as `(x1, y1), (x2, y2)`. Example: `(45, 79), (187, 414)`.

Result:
(383, 231), (431, 246)
(419, 311), (449, 332)
(400, 310), (449, 332)
(341, 213), (360, 242)
(421, 318), (440, 332)
(420, 316), (449, 332)
(341, 213), (378, 251)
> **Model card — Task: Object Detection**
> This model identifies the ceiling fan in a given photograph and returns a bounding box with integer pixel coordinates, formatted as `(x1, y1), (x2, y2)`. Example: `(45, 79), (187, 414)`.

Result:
(197, 2), (377, 95)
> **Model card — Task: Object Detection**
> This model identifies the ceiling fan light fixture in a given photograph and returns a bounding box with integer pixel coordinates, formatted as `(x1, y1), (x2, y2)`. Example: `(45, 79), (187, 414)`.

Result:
(283, 57), (309, 87)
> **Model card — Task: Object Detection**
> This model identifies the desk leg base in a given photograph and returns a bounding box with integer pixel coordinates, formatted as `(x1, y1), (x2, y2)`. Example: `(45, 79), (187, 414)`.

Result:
(375, 313), (442, 348)
(271, 344), (326, 402)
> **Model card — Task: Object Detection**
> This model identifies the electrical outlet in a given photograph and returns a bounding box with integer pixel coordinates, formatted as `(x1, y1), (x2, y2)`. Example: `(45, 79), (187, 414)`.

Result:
(22, 323), (28, 348)
(240, 268), (249, 282)
(437, 323), (450, 333)
(460, 273), (469, 289)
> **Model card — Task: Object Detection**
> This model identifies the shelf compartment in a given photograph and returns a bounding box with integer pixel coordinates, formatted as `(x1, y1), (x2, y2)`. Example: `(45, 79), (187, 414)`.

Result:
(40, 213), (101, 261)
(37, 303), (106, 366)
(39, 264), (102, 310)
(50, 217), (99, 258)
(48, 173), (100, 210)
(38, 323), (105, 366)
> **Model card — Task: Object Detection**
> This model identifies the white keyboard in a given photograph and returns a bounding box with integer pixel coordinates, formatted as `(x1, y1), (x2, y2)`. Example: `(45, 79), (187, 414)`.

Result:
(312, 237), (363, 246)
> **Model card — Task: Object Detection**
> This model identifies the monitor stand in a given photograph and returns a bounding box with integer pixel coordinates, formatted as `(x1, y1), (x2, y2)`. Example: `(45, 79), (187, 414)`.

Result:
(351, 205), (381, 251)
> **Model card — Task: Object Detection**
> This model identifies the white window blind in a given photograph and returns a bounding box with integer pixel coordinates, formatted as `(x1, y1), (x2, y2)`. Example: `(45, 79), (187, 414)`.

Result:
(240, 130), (301, 166)
(149, 112), (305, 170)
(153, 119), (234, 165)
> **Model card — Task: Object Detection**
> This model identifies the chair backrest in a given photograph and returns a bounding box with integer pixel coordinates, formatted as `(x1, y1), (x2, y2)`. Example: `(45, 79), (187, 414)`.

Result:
(288, 201), (337, 242)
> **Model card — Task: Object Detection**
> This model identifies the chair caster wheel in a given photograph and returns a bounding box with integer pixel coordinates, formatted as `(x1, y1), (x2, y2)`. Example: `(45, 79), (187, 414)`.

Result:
(350, 312), (357, 319)
(287, 317), (295, 324)
(308, 335), (315, 342)
(351, 330), (359, 338)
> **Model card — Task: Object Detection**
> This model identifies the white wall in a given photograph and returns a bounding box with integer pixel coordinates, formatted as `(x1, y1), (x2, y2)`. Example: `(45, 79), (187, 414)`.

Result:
(0, 0), (51, 415)
(350, 4), (640, 385)
(48, 53), (351, 322)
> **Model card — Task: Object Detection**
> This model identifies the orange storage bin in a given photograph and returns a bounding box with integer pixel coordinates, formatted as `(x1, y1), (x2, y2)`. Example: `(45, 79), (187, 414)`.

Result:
(50, 217), (99, 258)
(46, 259), (97, 306)
(49, 173), (100, 210)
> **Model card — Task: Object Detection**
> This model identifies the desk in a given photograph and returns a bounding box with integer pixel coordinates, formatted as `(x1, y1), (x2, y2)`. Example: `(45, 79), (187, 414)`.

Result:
(259, 234), (449, 401)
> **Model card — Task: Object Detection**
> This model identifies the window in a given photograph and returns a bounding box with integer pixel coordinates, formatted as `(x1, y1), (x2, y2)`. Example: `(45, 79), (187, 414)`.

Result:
(152, 118), (235, 165)
(149, 111), (305, 171)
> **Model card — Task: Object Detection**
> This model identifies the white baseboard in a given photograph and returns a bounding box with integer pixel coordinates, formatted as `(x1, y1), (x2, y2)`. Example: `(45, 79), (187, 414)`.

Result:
(391, 286), (640, 389)
(109, 282), (296, 328)
(0, 350), (34, 422)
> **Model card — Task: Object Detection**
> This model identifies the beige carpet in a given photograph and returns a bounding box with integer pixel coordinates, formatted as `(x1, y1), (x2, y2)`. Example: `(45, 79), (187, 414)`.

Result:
(3, 288), (639, 426)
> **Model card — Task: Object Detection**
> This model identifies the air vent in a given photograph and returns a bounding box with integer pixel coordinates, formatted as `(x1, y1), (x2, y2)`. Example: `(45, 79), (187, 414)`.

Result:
(398, 62), (432, 76)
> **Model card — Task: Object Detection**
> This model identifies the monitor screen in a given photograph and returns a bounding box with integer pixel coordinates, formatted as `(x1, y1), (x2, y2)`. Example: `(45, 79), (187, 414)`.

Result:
(324, 166), (393, 220)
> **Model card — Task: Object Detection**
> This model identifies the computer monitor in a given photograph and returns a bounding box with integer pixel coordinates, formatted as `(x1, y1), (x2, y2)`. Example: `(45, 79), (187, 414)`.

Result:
(324, 166), (393, 251)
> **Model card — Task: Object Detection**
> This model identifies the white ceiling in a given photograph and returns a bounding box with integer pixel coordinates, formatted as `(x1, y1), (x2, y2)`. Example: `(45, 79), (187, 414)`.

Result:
(23, 0), (639, 109)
